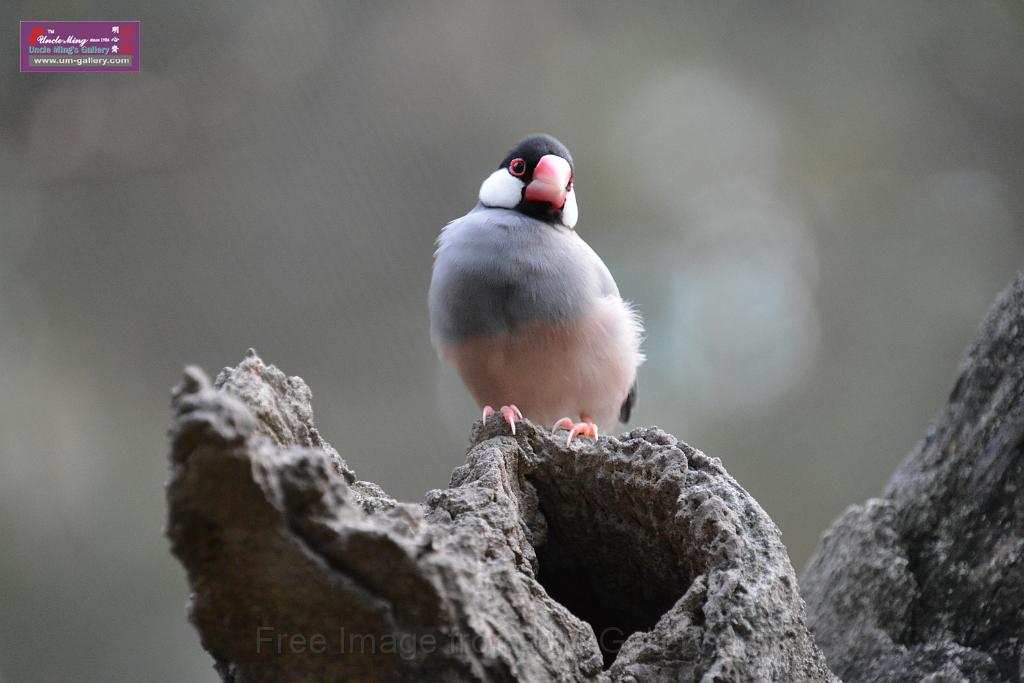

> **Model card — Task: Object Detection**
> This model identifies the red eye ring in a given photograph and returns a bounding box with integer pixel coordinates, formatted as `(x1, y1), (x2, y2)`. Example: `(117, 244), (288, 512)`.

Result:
(508, 158), (527, 177)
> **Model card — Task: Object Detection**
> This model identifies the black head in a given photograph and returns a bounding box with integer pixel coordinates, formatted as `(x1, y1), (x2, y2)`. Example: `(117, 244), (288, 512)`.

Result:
(478, 134), (578, 228)
(498, 134), (574, 176)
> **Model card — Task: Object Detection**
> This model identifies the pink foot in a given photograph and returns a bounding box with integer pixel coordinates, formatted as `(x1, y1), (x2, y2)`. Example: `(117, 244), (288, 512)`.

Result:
(551, 416), (599, 446)
(482, 404), (524, 435)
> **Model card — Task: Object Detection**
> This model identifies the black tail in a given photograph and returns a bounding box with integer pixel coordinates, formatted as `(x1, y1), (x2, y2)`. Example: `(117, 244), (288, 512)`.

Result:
(618, 377), (638, 423)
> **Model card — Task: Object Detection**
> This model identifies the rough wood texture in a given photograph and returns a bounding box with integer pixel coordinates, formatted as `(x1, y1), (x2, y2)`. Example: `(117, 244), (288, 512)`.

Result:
(167, 274), (1024, 682)
(801, 273), (1024, 682)
(166, 350), (835, 682)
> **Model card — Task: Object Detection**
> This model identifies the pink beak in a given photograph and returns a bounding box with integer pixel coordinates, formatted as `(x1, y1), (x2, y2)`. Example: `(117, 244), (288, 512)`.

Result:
(524, 155), (572, 209)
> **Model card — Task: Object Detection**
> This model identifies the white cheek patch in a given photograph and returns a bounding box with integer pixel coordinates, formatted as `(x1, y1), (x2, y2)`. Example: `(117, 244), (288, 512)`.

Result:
(479, 169), (524, 209)
(560, 187), (578, 229)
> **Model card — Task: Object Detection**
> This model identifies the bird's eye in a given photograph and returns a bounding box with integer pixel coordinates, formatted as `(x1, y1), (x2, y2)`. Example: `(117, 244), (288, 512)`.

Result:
(508, 158), (527, 177)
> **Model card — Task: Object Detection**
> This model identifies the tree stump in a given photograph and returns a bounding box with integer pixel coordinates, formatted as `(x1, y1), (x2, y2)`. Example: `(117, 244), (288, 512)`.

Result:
(167, 351), (835, 681)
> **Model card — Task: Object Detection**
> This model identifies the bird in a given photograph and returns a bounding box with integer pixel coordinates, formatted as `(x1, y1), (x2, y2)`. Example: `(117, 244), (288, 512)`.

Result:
(428, 134), (644, 445)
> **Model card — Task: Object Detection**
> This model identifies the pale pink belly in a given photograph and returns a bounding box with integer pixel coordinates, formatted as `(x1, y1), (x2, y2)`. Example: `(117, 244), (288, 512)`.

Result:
(443, 297), (641, 429)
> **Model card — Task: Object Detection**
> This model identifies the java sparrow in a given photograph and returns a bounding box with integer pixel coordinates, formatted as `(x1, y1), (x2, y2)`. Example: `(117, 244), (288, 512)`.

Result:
(428, 134), (644, 445)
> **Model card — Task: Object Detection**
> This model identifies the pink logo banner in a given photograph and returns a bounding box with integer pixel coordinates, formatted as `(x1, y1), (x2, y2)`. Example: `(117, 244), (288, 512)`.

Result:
(20, 20), (140, 72)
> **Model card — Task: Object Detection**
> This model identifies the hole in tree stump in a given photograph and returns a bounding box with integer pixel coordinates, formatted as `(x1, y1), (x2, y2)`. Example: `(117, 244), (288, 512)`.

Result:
(528, 451), (700, 669)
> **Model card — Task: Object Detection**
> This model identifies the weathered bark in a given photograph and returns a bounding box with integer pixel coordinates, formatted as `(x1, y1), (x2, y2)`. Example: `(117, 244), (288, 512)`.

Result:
(801, 273), (1024, 682)
(166, 350), (835, 681)
(167, 274), (1024, 682)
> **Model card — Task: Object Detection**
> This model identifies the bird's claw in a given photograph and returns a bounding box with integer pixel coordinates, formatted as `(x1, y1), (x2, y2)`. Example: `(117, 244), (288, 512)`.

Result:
(483, 404), (523, 435)
(552, 417), (598, 447)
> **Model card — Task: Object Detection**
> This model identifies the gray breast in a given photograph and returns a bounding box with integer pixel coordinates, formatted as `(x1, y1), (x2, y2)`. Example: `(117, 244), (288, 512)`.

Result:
(429, 207), (615, 345)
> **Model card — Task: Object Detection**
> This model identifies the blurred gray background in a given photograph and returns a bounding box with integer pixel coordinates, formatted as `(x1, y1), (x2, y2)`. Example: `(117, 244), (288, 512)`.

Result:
(2, 1), (1023, 681)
